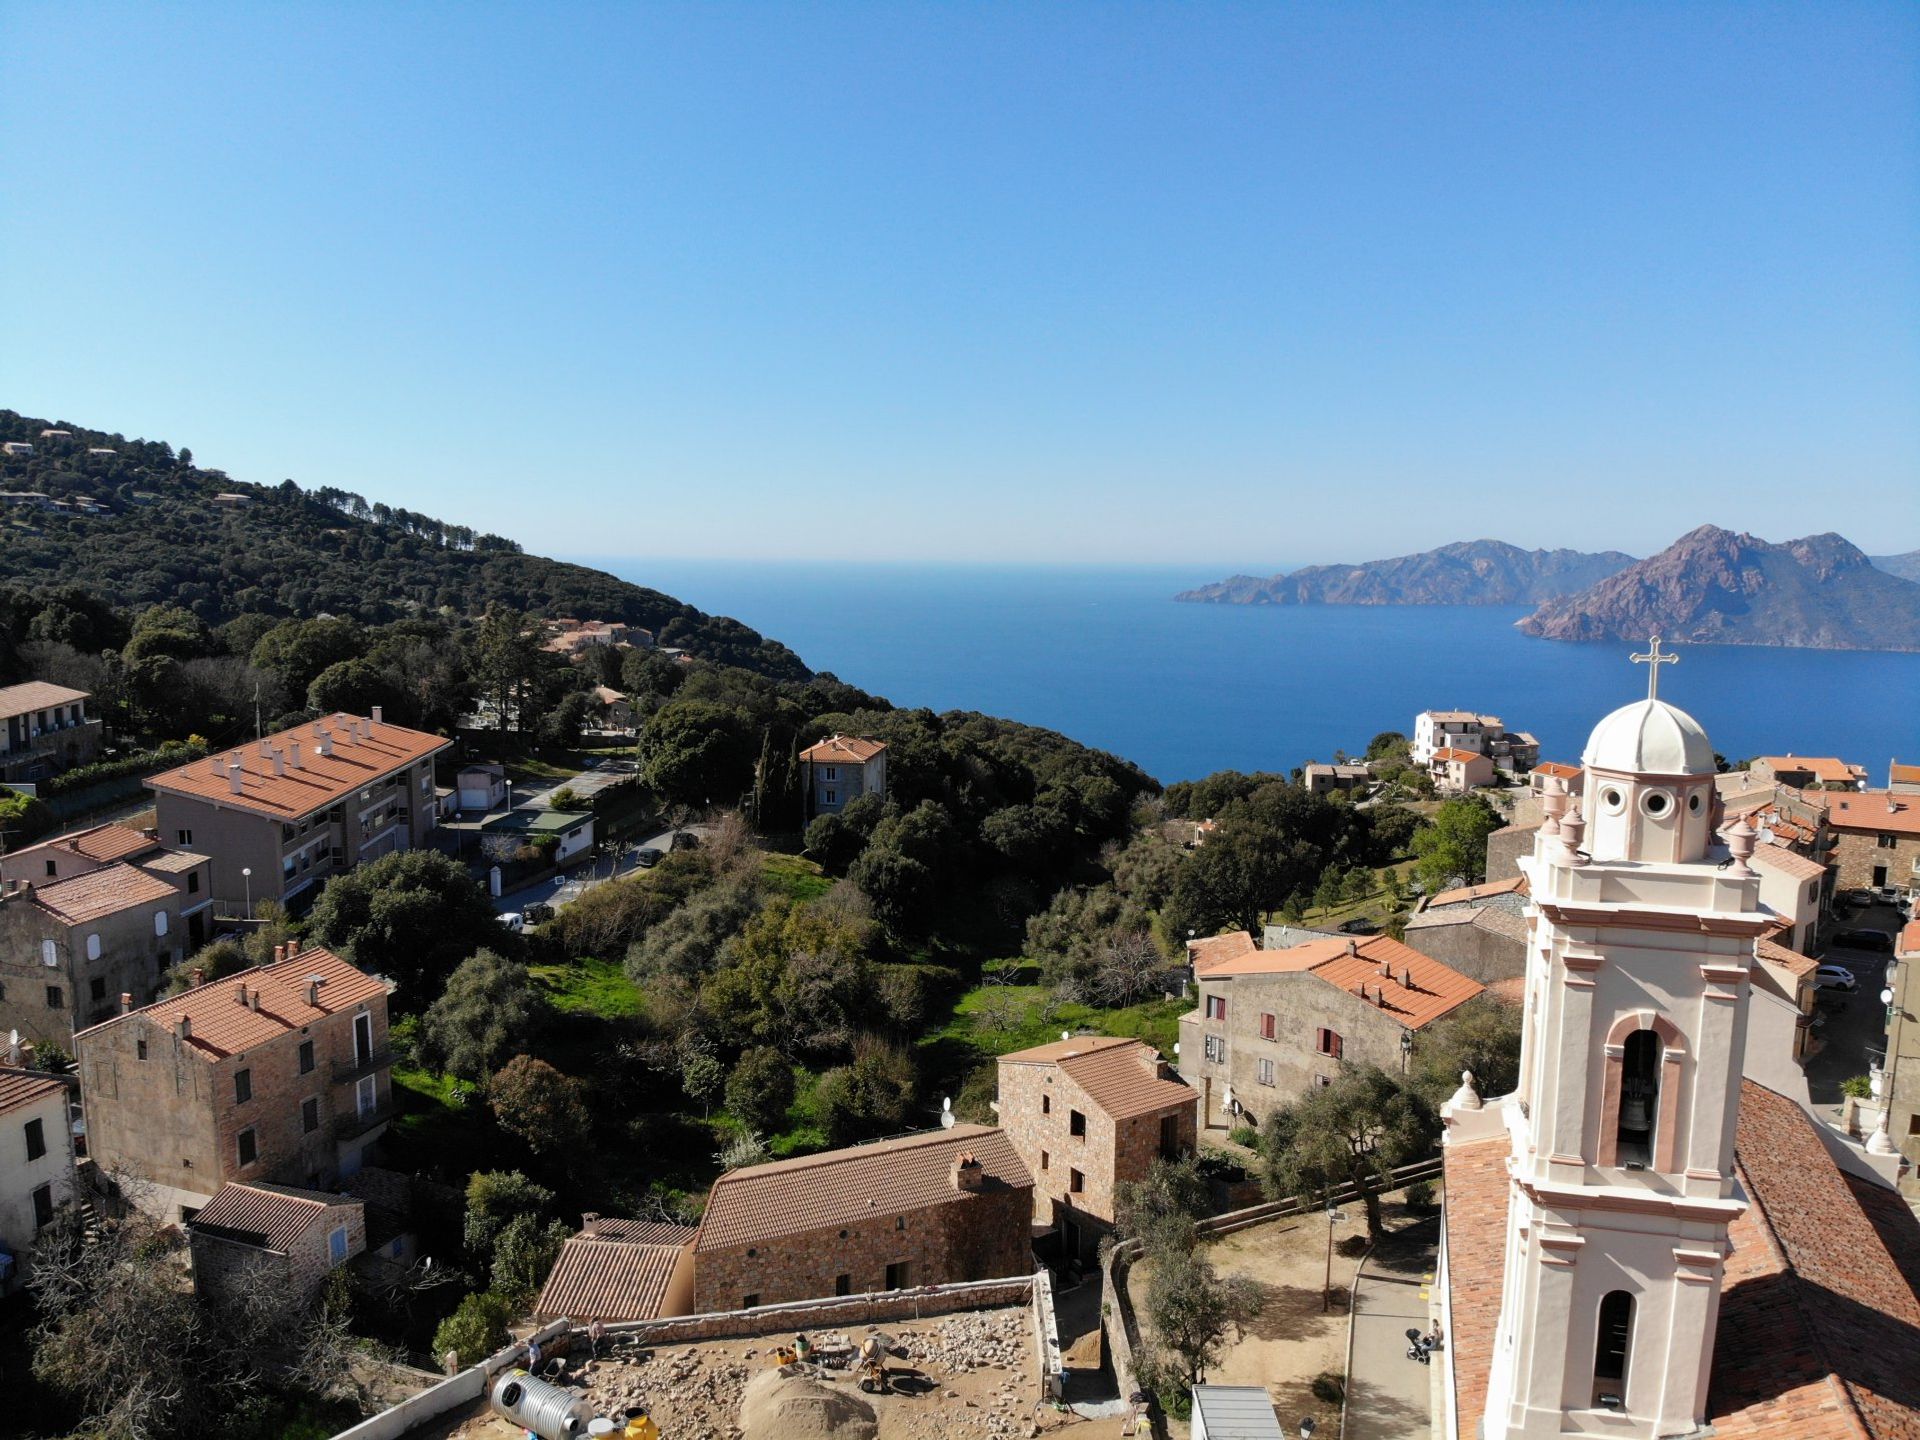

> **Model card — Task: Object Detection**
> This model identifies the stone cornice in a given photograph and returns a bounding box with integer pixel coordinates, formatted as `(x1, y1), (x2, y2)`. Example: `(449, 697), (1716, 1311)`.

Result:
(1513, 1174), (1749, 1225)
(1534, 902), (1774, 939)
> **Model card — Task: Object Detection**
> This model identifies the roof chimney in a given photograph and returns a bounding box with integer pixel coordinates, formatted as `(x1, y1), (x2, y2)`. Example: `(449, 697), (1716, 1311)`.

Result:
(1402, 967), (1414, 990)
(317, 729), (332, 757)
(1378, 956), (1391, 977)
(178, 1014), (192, 1041)
(258, 738), (272, 757)
(227, 761), (243, 795)
(371, 706), (383, 725)
(1346, 939), (1358, 957)
(271, 749), (285, 778)
(119, 991), (132, 1014)
(248, 987), (260, 1012)
(288, 741), (302, 769)
(273, 943), (286, 963)
(208, 755), (224, 776)
(234, 982), (248, 1006)
(951, 1152), (985, 1193)
(191, 967), (205, 988)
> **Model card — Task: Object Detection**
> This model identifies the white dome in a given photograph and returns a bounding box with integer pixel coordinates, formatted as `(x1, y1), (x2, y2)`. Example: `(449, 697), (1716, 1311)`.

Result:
(1581, 699), (1714, 776)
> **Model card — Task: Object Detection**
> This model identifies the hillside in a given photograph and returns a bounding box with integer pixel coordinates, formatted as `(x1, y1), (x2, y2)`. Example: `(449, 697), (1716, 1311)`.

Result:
(1175, 540), (1635, 606)
(0, 410), (807, 679)
(1873, 550), (1920, 583)
(1517, 526), (1920, 651)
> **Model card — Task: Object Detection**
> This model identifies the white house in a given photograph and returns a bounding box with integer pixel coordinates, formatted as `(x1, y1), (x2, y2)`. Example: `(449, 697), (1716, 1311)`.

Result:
(0, 1068), (77, 1292)
(800, 734), (888, 817)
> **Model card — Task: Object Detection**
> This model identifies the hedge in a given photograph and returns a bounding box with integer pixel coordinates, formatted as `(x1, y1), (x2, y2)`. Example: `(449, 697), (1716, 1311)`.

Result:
(42, 740), (207, 797)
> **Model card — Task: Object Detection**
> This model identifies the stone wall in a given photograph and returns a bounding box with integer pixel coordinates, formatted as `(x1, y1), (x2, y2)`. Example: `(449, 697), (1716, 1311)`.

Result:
(610, 1275), (1037, 1346)
(1829, 830), (1920, 892)
(1485, 824), (1538, 883)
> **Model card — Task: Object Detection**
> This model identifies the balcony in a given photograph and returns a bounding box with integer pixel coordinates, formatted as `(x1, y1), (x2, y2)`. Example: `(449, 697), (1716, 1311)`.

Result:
(334, 1102), (394, 1141)
(332, 1048), (394, 1085)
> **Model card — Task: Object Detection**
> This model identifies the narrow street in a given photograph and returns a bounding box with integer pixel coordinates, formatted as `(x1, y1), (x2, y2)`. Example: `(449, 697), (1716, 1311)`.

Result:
(1343, 1217), (1440, 1440)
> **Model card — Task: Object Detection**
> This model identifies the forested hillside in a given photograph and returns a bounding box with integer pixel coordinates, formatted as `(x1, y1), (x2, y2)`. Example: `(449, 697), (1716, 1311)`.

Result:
(0, 410), (806, 679)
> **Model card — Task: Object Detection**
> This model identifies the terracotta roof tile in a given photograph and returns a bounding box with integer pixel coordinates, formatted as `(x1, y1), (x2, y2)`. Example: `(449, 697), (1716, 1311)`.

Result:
(1206, 934), (1484, 1030)
(1755, 935), (1820, 980)
(1759, 756), (1865, 785)
(1902, 920), (1920, 957)
(145, 712), (449, 821)
(138, 849), (210, 876)
(75, 945), (385, 1061)
(1826, 793), (1920, 839)
(535, 1237), (691, 1322)
(0, 681), (90, 717)
(695, 1125), (1030, 1254)
(1186, 930), (1259, 973)
(191, 1182), (353, 1251)
(1751, 844), (1827, 882)
(581, 1217), (699, 1245)
(4, 823), (156, 868)
(1891, 764), (1920, 787)
(1432, 748), (1484, 763)
(1428, 875), (1529, 908)
(1000, 1037), (1193, 1121)
(0, 1067), (69, 1118)
(30, 863), (179, 924)
(1532, 761), (1583, 779)
(800, 734), (887, 764)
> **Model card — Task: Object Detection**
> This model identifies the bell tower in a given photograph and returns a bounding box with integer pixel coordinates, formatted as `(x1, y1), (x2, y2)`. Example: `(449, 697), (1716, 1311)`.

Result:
(1478, 645), (1773, 1439)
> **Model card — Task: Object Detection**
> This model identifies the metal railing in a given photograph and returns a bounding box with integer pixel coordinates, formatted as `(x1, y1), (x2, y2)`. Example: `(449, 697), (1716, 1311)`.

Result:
(334, 1102), (395, 1141)
(332, 1049), (394, 1084)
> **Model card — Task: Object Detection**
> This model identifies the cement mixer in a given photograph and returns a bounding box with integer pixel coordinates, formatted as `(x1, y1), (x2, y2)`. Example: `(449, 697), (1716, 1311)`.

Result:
(855, 1332), (894, 1394)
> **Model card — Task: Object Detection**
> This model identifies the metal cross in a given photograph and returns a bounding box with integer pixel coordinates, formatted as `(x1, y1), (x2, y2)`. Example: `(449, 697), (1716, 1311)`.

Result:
(1630, 636), (1678, 699)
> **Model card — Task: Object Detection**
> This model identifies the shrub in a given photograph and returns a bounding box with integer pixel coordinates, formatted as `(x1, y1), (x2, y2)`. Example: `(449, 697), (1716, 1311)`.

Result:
(1311, 1371), (1346, 1405)
(1336, 1234), (1369, 1258)
(40, 740), (206, 796)
(1841, 1074), (1874, 1099)
(1227, 1125), (1260, 1150)
(432, 1291), (514, 1367)
(1405, 1180), (1437, 1213)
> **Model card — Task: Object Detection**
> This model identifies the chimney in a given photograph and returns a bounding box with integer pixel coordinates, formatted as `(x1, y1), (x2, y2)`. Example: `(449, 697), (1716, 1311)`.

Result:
(227, 761), (244, 795)
(271, 749), (285, 778)
(1378, 956), (1391, 977)
(258, 738), (271, 757)
(951, 1153), (985, 1193)
(178, 1014), (192, 1042)
(234, 982), (248, 1006)
(288, 741), (302, 769)
(306, 979), (320, 1006)
(248, 988), (260, 1012)
(582, 1212), (601, 1234)
(273, 943), (286, 963)
(119, 991), (132, 1014)
(1401, 967), (1414, 990)
(208, 755), (224, 776)
(1346, 939), (1358, 957)
(317, 730), (332, 757)
(371, 706), (383, 725)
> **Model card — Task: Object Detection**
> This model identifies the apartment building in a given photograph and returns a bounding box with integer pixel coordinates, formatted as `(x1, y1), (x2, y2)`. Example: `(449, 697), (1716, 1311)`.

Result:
(0, 1068), (77, 1293)
(0, 835), (213, 1049)
(1410, 710), (1539, 774)
(74, 945), (393, 1222)
(145, 709), (450, 913)
(994, 1035), (1195, 1260)
(1179, 933), (1483, 1130)
(799, 734), (888, 817)
(0, 681), (102, 784)
(691, 1125), (1031, 1312)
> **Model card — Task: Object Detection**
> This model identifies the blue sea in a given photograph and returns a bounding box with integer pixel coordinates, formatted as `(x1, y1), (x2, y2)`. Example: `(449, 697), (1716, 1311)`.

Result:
(576, 560), (1920, 785)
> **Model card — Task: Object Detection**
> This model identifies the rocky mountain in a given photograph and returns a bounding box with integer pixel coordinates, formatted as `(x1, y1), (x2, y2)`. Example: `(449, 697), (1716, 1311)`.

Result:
(1175, 540), (1635, 606)
(1873, 549), (1920, 583)
(1517, 526), (1920, 651)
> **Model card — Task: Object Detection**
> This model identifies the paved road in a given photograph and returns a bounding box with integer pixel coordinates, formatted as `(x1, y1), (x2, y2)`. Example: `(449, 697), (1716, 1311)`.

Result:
(492, 823), (712, 919)
(1804, 900), (1905, 1109)
(1344, 1218), (1440, 1440)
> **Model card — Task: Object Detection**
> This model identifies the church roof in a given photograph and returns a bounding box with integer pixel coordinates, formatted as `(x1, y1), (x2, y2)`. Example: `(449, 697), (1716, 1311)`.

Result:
(1442, 1079), (1920, 1440)
(1582, 698), (1715, 777)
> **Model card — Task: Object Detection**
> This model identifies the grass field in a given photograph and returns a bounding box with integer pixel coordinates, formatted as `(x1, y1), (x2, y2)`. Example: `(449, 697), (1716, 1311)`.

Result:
(935, 982), (1189, 1060)
(530, 955), (644, 1018)
(759, 850), (832, 904)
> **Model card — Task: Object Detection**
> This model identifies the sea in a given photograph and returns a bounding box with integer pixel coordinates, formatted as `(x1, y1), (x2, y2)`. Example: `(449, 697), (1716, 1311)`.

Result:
(576, 560), (1920, 786)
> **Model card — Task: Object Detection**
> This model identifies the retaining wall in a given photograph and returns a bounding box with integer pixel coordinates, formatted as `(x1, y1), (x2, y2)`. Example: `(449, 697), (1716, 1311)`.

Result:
(598, 1273), (1036, 1346)
(326, 1318), (570, 1440)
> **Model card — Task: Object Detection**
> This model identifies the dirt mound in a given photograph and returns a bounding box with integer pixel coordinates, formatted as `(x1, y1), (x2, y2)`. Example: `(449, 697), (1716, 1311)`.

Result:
(739, 1368), (878, 1440)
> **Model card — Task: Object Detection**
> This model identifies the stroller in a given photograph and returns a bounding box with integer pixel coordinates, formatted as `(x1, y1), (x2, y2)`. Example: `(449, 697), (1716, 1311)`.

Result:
(1406, 1327), (1438, 1364)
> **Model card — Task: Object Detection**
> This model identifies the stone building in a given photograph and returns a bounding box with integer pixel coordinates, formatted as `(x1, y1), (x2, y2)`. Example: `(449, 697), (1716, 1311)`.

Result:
(1302, 762), (1372, 797)
(1878, 920), (1920, 1193)
(0, 1067), (76, 1293)
(1404, 876), (1532, 983)
(799, 734), (888, 818)
(187, 1180), (366, 1311)
(534, 1217), (698, 1323)
(144, 709), (451, 913)
(74, 945), (393, 1223)
(1747, 841), (1828, 955)
(994, 1035), (1196, 1259)
(0, 681), (102, 784)
(1818, 791), (1920, 893)
(1179, 933), (1483, 1131)
(691, 1125), (1031, 1313)
(1484, 823), (1540, 883)
(1751, 754), (1867, 790)
(0, 841), (213, 1049)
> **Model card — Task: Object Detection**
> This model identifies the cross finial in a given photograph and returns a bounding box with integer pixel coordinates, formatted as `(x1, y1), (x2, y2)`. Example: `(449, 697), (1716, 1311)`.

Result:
(1630, 636), (1678, 699)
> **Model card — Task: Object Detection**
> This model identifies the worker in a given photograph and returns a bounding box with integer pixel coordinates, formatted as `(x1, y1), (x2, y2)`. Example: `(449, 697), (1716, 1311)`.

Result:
(527, 1339), (543, 1373)
(589, 1320), (605, 1358)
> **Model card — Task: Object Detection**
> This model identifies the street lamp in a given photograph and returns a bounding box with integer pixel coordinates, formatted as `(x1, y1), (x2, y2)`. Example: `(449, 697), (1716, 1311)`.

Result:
(1323, 1203), (1344, 1312)
(1300, 1418), (1317, 1440)
(240, 866), (252, 918)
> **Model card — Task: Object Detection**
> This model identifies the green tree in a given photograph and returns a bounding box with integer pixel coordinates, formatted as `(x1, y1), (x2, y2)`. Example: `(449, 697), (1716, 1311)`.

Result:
(251, 616), (365, 699)
(306, 655), (399, 716)
(490, 1212), (574, 1300)
(1411, 796), (1504, 891)
(1312, 869), (1342, 915)
(812, 1037), (917, 1145)
(1114, 1155), (1212, 1256)
(848, 800), (957, 938)
(1142, 1246), (1262, 1388)
(724, 1047), (797, 1135)
(638, 698), (753, 807)
(432, 1291), (514, 1367)
(1408, 996), (1524, 1107)
(309, 850), (507, 1010)
(1365, 731), (1410, 761)
(421, 950), (540, 1082)
(1261, 1066), (1438, 1241)
(489, 1054), (592, 1154)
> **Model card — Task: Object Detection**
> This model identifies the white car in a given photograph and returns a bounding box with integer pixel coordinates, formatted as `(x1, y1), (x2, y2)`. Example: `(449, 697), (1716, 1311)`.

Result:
(496, 911), (525, 933)
(1812, 964), (1857, 992)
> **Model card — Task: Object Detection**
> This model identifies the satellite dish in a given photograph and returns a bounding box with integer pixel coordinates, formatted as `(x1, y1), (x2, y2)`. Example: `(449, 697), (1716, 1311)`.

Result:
(939, 1097), (955, 1130)
(1061, 1031), (1071, 1042)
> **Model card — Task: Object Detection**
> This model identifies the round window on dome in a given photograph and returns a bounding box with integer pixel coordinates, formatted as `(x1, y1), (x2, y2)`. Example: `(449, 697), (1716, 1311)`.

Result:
(1640, 789), (1674, 819)
(1601, 787), (1626, 814)
(1687, 793), (1703, 814)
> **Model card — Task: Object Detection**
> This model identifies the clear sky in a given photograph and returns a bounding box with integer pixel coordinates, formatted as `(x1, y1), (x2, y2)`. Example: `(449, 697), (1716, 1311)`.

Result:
(3, 3), (1915, 567)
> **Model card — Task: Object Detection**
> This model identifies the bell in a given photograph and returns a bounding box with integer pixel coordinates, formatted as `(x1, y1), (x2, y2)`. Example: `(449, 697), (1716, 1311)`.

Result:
(1620, 1096), (1650, 1132)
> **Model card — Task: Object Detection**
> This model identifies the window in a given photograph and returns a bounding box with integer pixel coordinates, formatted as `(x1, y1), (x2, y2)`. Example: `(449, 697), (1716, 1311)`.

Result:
(1040, 1150), (1050, 1170)
(1260, 1012), (1276, 1041)
(329, 1226), (349, 1263)
(302, 1098), (320, 1134)
(1040, 1093), (1050, 1114)
(1069, 1168), (1085, 1194)
(885, 1261), (910, 1290)
(234, 1068), (252, 1104)
(825, 767), (837, 780)
(835, 1274), (852, 1296)
(299, 1040), (315, 1074)
(1204, 1034), (1225, 1063)
(32, 1183), (54, 1230)
(354, 1012), (373, 1064)
(44, 859), (56, 878)
(1069, 1109), (1086, 1138)
(1592, 1291), (1635, 1406)
(90, 977), (106, 1002)
(153, 911), (168, 938)
(42, 940), (58, 967)
(1159, 1114), (1183, 1159)
(894, 1215), (906, 1231)
(1877, 832), (1898, 849)
(824, 789), (837, 805)
(1205, 995), (1228, 1021)
(1314, 1074), (1333, 1088)
(743, 1293), (760, 1309)
(45, 985), (63, 1010)
(136, 1038), (148, 1061)
(236, 1128), (257, 1167)
(1316, 1028), (1343, 1059)
(187, 873), (200, 894)
(25, 1117), (47, 1161)
(176, 829), (192, 847)
(86, 934), (101, 961)
(1257, 1059), (1275, 1086)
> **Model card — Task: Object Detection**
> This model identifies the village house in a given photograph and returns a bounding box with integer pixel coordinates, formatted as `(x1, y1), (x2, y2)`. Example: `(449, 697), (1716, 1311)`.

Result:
(1410, 710), (1540, 773)
(590, 685), (637, 732)
(0, 681), (103, 784)
(691, 1124), (1032, 1313)
(0, 1067), (76, 1293)
(1185, 930), (1259, 979)
(1891, 761), (1920, 795)
(1748, 841), (1828, 954)
(533, 1216), (698, 1324)
(1302, 762), (1372, 797)
(1430, 746), (1497, 793)
(1403, 875), (1531, 983)
(1179, 933), (1483, 1131)
(539, 618), (651, 661)
(144, 708), (451, 913)
(800, 734), (888, 817)
(1879, 921), (1920, 1192)
(1818, 790), (1920, 894)
(1751, 753), (1868, 790)
(1, 441), (32, 456)
(74, 944), (393, 1223)
(1749, 932), (1820, 1070)
(1526, 760), (1584, 798)
(187, 1180), (366, 1311)
(992, 1036), (1195, 1260)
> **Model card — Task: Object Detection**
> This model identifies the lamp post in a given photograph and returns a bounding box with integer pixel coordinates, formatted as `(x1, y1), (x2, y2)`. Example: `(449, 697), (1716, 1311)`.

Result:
(1300, 1418), (1317, 1440)
(240, 866), (252, 919)
(1323, 1203), (1343, 1312)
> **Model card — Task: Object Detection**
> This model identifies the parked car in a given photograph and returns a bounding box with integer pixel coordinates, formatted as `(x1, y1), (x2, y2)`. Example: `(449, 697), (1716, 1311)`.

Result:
(523, 902), (555, 925)
(634, 846), (664, 868)
(1812, 964), (1857, 991)
(1337, 918), (1380, 935)
(1834, 928), (1895, 953)
(497, 912), (525, 933)
(670, 830), (700, 852)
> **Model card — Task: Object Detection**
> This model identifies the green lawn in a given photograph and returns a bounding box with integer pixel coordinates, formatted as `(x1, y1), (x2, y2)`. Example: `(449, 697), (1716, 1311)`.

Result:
(934, 982), (1189, 1060)
(530, 956), (644, 1018)
(759, 851), (832, 904)
(388, 1063), (492, 1182)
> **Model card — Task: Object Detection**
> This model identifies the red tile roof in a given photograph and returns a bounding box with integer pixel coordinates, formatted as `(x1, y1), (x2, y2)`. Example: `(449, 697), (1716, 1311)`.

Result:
(1759, 756), (1865, 785)
(1204, 934), (1484, 1030)
(0, 1067), (69, 1118)
(999, 1036), (1193, 1121)
(582, 1218), (699, 1245)
(1750, 843), (1827, 883)
(1825, 793), (1920, 839)
(1432, 748), (1484, 764)
(534, 1236), (691, 1322)
(30, 863), (179, 925)
(1891, 763), (1920, 787)
(800, 734), (887, 764)
(191, 1182), (353, 1251)
(696, 1124), (1030, 1253)
(1902, 920), (1920, 957)
(4, 823), (157, 868)
(1428, 875), (1529, 908)
(1532, 761), (1583, 780)
(1187, 930), (1259, 973)
(76, 945), (385, 1061)
(1755, 934), (1820, 980)
(145, 712), (450, 821)
(0, 681), (90, 717)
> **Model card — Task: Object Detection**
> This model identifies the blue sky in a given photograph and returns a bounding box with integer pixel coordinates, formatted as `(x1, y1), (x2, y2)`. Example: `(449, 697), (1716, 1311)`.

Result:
(3, 3), (1915, 566)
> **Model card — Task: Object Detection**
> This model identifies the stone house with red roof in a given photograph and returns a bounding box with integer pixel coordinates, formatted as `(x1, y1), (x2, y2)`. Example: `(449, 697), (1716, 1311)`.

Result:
(144, 709), (451, 913)
(799, 734), (887, 818)
(187, 1180), (366, 1310)
(0, 1067), (76, 1293)
(1179, 934), (1484, 1130)
(74, 945), (393, 1223)
(691, 1124), (1031, 1313)
(534, 1217), (697, 1324)
(993, 1035), (1195, 1261)
(1820, 791), (1920, 895)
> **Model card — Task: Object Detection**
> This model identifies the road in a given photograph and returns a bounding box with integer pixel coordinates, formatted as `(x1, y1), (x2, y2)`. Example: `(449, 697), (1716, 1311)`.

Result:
(1343, 1218), (1440, 1440)
(491, 822), (714, 919)
(1804, 899), (1906, 1110)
